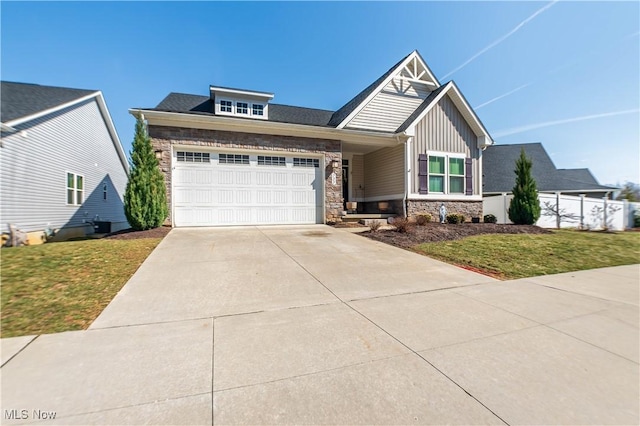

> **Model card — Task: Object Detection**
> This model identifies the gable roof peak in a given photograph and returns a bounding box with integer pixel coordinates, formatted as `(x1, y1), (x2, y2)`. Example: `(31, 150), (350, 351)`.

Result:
(328, 51), (440, 129)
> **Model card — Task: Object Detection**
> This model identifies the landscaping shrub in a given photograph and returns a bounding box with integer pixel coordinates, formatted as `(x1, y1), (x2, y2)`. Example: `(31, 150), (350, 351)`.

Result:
(124, 116), (168, 230)
(446, 213), (465, 224)
(484, 214), (498, 224)
(634, 211), (640, 228)
(508, 148), (541, 225)
(369, 220), (382, 232)
(393, 217), (411, 233)
(415, 214), (432, 226)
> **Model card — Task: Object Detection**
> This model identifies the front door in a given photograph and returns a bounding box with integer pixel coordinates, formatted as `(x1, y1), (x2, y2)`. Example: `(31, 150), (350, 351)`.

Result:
(342, 159), (349, 210)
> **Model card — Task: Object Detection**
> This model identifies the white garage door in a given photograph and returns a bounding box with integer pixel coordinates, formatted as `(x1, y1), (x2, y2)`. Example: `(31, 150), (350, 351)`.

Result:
(173, 150), (323, 226)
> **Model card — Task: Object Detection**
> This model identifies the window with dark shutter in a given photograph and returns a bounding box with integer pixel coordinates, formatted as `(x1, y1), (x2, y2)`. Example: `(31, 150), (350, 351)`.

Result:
(418, 154), (428, 194)
(465, 158), (473, 195)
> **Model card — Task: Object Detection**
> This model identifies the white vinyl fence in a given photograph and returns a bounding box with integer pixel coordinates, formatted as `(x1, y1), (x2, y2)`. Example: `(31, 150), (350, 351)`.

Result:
(483, 193), (639, 231)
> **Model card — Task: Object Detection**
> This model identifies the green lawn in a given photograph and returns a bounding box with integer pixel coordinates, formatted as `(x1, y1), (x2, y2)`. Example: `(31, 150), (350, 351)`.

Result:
(415, 230), (640, 280)
(1, 238), (163, 338)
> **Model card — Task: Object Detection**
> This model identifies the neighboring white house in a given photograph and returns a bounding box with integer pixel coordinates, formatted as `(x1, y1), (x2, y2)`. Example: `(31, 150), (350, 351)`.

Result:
(130, 50), (494, 227)
(1, 81), (130, 242)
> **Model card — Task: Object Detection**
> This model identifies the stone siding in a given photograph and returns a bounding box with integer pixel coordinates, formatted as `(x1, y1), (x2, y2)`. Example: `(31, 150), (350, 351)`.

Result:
(407, 199), (482, 222)
(148, 125), (342, 224)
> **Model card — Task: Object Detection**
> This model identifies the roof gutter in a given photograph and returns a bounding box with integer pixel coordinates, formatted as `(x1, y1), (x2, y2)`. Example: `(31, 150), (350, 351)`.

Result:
(129, 108), (401, 146)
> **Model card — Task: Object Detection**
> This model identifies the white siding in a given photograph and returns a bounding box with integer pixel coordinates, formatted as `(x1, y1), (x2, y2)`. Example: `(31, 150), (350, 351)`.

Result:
(412, 94), (481, 195)
(346, 71), (431, 132)
(363, 145), (404, 198)
(1, 99), (129, 232)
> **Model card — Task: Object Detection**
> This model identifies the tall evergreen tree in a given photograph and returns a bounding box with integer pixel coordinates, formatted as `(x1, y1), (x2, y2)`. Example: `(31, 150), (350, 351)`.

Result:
(124, 116), (168, 230)
(508, 148), (541, 225)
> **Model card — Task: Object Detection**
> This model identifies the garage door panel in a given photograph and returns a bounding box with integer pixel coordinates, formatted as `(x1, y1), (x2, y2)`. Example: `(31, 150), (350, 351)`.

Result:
(218, 189), (234, 204)
(235, 171), (251, 185)
(219, 170), (234, 185)
(273, 190), (287, 204)
(174, 152), (322, 226)
(195, 170), (212, 184)
(273, 172), (288, 186)
(256, 191), (271, 205)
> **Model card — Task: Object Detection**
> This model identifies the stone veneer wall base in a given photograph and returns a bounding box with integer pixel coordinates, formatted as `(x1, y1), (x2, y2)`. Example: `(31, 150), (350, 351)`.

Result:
(407, 200), (483, 222)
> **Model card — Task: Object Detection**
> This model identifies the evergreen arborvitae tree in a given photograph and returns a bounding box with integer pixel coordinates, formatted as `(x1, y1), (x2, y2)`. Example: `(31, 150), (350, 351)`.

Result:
(124, 116), (168, 230)
(508, 148), (541, 225)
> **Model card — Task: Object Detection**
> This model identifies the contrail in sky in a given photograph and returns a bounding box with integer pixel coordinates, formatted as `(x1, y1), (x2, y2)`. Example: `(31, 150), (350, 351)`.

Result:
(441, 0), (559, 79)
(492, 109), (640, 138)
(474, 83), (531, 110)
(475, 30), (638, 110)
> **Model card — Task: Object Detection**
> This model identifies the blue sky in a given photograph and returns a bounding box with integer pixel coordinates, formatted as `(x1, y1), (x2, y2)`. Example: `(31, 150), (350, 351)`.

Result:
(2, 1), (639, 186)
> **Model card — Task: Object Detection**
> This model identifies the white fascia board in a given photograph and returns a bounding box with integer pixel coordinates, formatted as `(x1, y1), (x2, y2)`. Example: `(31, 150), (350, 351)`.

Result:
(130, 109), (399, 147)
(209, 86), (274, 100)
(1, 123), (17, 133)
(337, 51), (436, 130)
(94, 92), (130, 173)
(402, 82), (494, 149)
(447, 84), (494, 148)
(4, 92), (101, 127)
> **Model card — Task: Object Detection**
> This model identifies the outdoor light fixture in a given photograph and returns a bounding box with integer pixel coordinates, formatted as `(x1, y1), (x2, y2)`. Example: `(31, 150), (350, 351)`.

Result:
(331, 159), (340, 169)
(155, 150), (163, 160)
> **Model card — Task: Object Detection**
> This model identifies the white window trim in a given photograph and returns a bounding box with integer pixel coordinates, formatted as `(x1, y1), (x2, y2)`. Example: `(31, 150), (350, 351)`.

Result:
(251, 103), (265, 117)
(66, 171), (84, 206)
(219, 99), (233, 114)
(215, 97), (268, 119)
(235, 101), (249, 116)
(427, 151), (466, 195)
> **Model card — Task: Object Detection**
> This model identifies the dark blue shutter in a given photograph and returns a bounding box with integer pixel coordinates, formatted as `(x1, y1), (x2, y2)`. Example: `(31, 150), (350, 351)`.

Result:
(465, 158), (473, 195)
(418, 154), (428, 194)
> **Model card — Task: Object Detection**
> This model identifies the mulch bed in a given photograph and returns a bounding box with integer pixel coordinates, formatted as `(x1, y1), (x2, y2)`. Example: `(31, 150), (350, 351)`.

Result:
(362, 222), (552, 248)
(104, 226), (172, 240)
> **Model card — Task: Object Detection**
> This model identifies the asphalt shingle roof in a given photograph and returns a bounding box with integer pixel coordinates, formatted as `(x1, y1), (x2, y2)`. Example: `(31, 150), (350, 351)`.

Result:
(483, 143), (616, 193)
(143, 51), (453, 132)
(1, 81), (97, 123)
(149, 92), (334, 127)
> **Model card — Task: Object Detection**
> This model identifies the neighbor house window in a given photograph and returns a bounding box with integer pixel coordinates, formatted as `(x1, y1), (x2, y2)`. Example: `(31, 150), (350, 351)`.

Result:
(220, 100), (232, 113)
(219, 153), (249, 164)
(236, 102), (248, 114)
(293, 157), (320, 168)
(177, 151), (210, 163)
(427, 154), (466, 194)
(258, 156), (285, 166)
(252, 104), (264, 116)
(103, 183), (108, 201)
(66, 172), (84, 205)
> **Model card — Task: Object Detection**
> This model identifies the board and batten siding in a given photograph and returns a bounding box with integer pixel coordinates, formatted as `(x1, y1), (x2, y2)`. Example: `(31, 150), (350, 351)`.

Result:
(0, 99), (129, 233)
(363, 144), (404, 199)
(411, 94), (481, 195)
(346, 71), (431, 133)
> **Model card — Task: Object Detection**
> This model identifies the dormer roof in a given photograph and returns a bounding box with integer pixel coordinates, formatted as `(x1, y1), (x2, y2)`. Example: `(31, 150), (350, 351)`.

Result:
(209, 85), (274, 101)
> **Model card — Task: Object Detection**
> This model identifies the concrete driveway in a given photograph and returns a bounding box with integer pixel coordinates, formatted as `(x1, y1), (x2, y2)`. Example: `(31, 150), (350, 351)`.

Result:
(1, 225), (638, 425)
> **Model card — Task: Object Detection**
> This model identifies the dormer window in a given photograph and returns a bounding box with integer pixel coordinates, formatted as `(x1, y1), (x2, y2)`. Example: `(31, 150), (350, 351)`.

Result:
(236, 102), (249, 115)
(220, 100), (232, 113)
(252, 104), (264, 116)
(211, 85), (273, 120)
